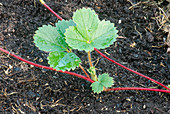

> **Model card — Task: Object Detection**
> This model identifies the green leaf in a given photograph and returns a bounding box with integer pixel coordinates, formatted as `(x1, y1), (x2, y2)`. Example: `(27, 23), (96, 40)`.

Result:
(98, 73), (114, 88)
(48, 51), (81, 71)
(65, 8), (118, 52)
(56, 20), (76, 37)
(34, 20), (81, 71)
(91, 21), (118, 49)
(91, 73), (114, 94)
(72, 7), (99, 40)
(91, 81), (104, 94)
(34, 24), (68, 52)
(168, 85), (170, 89)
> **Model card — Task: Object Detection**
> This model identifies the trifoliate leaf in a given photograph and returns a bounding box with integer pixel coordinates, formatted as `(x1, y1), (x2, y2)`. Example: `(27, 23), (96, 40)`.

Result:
(91, 81), (104, 94)
(56, 20), (76, 37)
(65, 8), (118, 52)
(48, 51), (81, 71)
(98, 73), (114, 88)
(34, 25), (68, 52)
(91, 73), (114, 94)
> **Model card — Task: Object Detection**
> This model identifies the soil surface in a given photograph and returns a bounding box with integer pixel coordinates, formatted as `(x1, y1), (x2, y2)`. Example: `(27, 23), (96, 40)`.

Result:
(0, 0), (169, 113)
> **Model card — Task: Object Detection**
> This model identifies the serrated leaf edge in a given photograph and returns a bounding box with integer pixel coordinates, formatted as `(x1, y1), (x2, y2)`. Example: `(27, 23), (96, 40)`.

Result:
(47, 52), (81, 71)
(91, 81), (104, 94)
(91, 73), (114, 93)
(33, 24), (68, 52)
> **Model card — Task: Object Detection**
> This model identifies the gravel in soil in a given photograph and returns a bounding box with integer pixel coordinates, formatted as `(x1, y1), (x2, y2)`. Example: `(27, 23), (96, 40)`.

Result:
(0, 0), (169, 113)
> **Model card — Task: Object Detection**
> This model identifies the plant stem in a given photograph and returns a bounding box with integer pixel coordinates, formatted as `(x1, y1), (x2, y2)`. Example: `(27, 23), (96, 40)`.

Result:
(79, 64), (90, 79)
(39, 0), (63, 21)
(66, 48), (72, 53)
(104, 87), (170, 93)
(88, 51), (93, 67)
(0, 48), (94, 83)
(1, 48), (170, 93)
(87, 51), (98, 81)
(94, 48), (170, 90)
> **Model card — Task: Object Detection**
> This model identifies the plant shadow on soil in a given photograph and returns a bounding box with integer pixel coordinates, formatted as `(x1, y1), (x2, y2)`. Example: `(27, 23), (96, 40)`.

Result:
(0, 0), (169, 113)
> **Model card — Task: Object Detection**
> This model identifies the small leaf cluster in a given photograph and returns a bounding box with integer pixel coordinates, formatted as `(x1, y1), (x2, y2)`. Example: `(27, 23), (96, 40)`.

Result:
(34, 20), (81, 71)
(91, 73), (114, 93)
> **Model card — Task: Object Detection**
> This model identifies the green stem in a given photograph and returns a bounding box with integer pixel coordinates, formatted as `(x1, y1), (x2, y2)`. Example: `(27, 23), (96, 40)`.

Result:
(88, 51), (98, 81)
(79, 64), (90, 79)
(88, 51), (93, 67)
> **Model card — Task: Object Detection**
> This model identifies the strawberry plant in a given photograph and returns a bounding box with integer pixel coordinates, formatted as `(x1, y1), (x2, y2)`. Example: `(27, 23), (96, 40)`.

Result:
(33, 7), (118, 93)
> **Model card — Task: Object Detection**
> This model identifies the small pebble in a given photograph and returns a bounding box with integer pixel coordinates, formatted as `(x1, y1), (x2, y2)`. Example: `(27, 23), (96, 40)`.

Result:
(143, 104), (146, 109)
(118, 20), (122, 24)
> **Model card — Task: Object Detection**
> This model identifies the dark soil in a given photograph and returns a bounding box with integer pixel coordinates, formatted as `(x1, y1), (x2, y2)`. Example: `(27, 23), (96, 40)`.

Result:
(0, 0), (169, 113)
